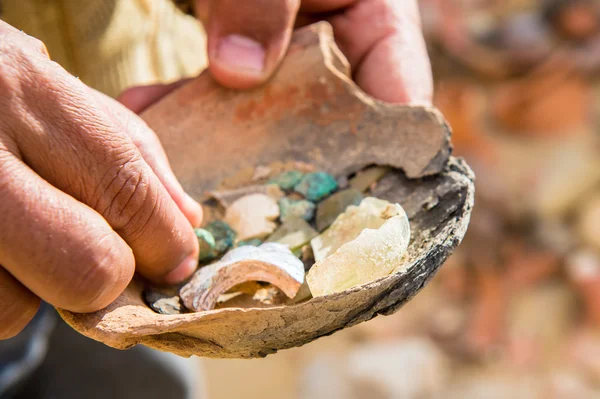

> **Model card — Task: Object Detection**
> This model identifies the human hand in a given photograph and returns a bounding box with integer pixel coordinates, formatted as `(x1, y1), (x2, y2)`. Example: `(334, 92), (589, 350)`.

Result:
(199, 0), (432, 103)
(119, 0), (432, 113)
(0, 21), (202, 339)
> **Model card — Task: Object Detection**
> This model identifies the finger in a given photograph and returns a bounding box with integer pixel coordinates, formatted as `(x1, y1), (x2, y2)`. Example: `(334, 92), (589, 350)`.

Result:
(117, 80), (191, 114)
(0, 152), (134, 312)
(1, 55), (199, 284)
(306, 0), (433, 104)
(202, 0), (300, 89)
(0, 267), (40, 339)
(100, 87), (203, 227)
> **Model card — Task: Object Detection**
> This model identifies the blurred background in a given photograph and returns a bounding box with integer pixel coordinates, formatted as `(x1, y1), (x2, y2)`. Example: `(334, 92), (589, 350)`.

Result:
(200, 0), (600, 397)
(3, 0), (600, 398)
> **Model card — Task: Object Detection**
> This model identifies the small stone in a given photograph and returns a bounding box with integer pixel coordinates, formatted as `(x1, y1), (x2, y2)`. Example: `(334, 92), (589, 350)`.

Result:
(337, 175), (349, 190)
(349, 166), (390, 192)
(311, 197), (407, 262)
(195, 228), (216, 261)
(294, 172), (338, 202)
(224, 194), (280, 240)
(293, 281), (313, 303)
(208, 184), (283, 208)
(315, 188), (363, 231)
(267, 217), (318, 251)
(308, 197), (410, 296)
(268, 170), (304, 191)
(237, 238), (263, 247)
(205, 220), (237, 255)
(278, 197), (316, 222)
(252, 165), (272, 181)
(143, 288), (183, 315)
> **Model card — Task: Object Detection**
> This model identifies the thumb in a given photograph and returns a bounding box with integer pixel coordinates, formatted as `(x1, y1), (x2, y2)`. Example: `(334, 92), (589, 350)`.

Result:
(201, 0), (300, 89)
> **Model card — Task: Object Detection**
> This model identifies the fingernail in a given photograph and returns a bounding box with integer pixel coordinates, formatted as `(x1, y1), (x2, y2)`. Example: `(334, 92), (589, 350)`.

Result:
(183, 193), (204, 227)
(164, 254), (198, 284)
(216, 34), (265, 72)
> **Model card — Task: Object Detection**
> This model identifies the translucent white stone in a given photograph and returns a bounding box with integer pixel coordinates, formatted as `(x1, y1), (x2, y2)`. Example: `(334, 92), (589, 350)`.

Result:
(307, 197), (410, 296)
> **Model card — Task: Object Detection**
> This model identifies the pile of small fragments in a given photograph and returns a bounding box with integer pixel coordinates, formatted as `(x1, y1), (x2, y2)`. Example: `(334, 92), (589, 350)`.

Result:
(144, 166), (411, 315)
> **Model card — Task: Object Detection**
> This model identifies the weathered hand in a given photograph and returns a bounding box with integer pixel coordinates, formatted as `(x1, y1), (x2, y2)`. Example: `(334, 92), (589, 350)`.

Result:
(198, 0), (432, 103)
(0, 21), (202, 339)
(119, 0), (432, 112)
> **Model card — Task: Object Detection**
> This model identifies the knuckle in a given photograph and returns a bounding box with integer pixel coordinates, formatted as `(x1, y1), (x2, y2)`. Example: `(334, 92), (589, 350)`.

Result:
(95, 155), (155, 232)
(0, 32), (54, 107)
(24, 35), (50, 58)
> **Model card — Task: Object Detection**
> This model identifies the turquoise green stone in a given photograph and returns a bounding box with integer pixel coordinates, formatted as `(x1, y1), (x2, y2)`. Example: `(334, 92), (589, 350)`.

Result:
(268, 170), (304, 191)
(294, 172), (338, 202)
(316, 188), (364, 231)
(205, 221), (236, 255)
(278, 197), (316, 222)
(194, 228), (216, 261)
(237, 238), (263, 247)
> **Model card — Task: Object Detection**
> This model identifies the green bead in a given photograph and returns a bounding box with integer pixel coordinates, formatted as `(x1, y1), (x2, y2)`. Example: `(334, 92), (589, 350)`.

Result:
(268, 170), (304, 191)
(278, 197), (316, 222)
(205, 221), (236, 255)
(237, 238), (263, 247)
(194, 228), (216, 261)
(294, 172), (338, 202)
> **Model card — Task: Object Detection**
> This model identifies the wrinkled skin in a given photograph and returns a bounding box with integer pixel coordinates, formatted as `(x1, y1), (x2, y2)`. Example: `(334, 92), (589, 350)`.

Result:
(0, 21), (203, 339)
(0, 0), (431, 339)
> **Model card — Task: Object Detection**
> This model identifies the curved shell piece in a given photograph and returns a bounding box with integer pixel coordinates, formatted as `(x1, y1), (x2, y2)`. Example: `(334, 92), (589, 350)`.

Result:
(307, 201), (411, 296)
(180, 243), (304, 311)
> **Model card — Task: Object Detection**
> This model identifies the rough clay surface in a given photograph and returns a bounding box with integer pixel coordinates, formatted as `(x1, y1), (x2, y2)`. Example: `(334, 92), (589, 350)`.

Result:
(57, 22), (473, 359)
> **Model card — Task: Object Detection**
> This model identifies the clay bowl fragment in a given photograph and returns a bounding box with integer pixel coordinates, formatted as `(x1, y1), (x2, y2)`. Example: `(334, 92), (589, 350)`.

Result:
(58, 22), (474, 358)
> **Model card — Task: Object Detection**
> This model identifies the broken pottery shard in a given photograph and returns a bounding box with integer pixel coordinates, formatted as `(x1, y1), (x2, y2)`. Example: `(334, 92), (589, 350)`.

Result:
(143, 288), (183, 315)
(311, 197), (406, 262)
(208, 184), (283, 208)
(180, 243), (305, 311)
(307, 198), (411, 296)
(316, 188), (364, 232)
(205, 221), (237, 255)
(195, 228), (216, 261)
(269, 170), (304, 191)
(349, 166), (390, 192)
(267, 217), (318, 251)
(237, 238), (263, 247)
(224, 194), (280, 240)
(294, 172), (338, 202)
(279, 197), (316, 222)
